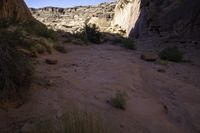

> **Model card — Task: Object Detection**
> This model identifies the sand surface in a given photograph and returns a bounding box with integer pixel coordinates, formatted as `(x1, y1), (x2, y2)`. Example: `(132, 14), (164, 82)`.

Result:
(0, 40), (200, 133)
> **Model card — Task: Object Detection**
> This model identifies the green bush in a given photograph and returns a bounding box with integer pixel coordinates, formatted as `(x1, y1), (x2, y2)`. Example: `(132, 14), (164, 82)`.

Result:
(112, 37), (136, 50)
(74, 24), (101, 44)
(0, 30), (33, 101)
(111, 91), (127, 110)
(121, 38), (135, 50)
(0, 19), (57, 41)
(84, 24), (101, 44)
(159, 47), (183, 62)
(22, 22), (57, 41)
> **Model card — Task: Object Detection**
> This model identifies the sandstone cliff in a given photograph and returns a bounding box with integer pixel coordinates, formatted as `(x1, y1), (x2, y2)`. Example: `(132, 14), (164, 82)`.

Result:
(111, 0), (141, 36)
(112, 0), (200, 39)
(0, 0), (34, 22)
(30, 2), (116, 33)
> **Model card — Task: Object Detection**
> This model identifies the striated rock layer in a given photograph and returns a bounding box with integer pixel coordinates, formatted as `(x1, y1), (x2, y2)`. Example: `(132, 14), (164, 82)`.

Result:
(30, 2), (116, 33)
(0, 0), (34, 22)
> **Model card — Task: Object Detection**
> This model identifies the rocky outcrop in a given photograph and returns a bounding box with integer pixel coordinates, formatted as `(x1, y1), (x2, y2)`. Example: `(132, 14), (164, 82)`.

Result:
(0, 0), (34, 22)
(30, 2), (116, 33)
(111, 0), (141, 36)
(112, 0), (200, 39)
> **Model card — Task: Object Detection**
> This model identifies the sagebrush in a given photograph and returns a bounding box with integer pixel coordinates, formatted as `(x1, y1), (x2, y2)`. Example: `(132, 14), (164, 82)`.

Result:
(159, 47), (183, 62)
(73, 24), (101, 44)
(0, 30), (33, 101)
(111, 90), (127, 110)
(31, 109), (113, 133)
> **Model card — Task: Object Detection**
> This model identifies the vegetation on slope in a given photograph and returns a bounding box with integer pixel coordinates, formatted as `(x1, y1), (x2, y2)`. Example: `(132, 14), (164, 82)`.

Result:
(159, 47), (183, 62)
(29, 109), (113, 133)
(0, 30), (33, 101)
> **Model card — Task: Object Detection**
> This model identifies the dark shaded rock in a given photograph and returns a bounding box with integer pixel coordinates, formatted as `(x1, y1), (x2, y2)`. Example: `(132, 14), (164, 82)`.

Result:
(141, 52), (158, 61)
(157, 69), (166, 73)
(0, 0), (35, 22)
(45, 59), (58, 65)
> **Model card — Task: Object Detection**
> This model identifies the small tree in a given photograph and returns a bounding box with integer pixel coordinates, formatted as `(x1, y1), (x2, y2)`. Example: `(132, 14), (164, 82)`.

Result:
(83, 24), (101, 44)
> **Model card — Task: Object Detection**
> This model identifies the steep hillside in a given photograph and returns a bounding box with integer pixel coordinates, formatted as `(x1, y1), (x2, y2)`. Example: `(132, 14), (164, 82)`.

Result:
(0, 0), (34, 22)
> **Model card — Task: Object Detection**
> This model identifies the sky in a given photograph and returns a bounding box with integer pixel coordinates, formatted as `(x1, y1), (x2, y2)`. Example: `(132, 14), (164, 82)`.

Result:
(25, 0), (115, 8)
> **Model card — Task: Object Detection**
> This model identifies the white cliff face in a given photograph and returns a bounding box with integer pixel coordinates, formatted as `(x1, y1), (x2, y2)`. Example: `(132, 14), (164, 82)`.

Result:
(112, 0), (200, 39)
(111, 0), (141, 36)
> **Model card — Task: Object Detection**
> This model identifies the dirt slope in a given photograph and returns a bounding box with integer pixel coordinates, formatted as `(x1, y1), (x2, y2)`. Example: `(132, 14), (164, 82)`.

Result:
(0, 43), (199, 133)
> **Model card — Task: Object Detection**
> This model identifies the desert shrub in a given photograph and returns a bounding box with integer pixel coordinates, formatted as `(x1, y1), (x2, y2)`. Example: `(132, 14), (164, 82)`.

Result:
(112, 37), (135, 50)
(74, 24), (101, 44)
(30, 120), (57, 133)
(121, 38), (135, 50)
(34, 39), (53, 54)
(111, 91), (127, 110)
(22, 22), (57, 41)
(34, 43), (46, 54)
(0, 30), (33, 101)
(159, 47), (183, 62)
(73, 32), (88, 44)
(111, 36), (124, 44)
(31, 109), (112, 133)
(84, 24), (101, 44)
(0, 18), (17, 28)
(61, 109), (110, 133)
(53, 44), (67, 53)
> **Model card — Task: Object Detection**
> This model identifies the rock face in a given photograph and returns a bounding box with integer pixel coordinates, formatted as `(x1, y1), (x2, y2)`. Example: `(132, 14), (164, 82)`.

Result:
(111, 0), (141, 36)
(112, 0), (200, 39)
(30, 2), (116, 33)
(0, 0), (34, 22)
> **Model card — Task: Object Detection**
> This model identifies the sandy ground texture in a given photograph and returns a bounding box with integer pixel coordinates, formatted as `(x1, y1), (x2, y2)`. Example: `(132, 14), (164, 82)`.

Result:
(0, 38), (200, 133)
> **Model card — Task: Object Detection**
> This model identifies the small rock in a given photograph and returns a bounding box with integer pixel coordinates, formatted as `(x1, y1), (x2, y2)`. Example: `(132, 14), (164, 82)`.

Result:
(46, 80), (54, 86)
(45, 59), (58, 65)
(163, 105), (168, 114)
(157, 69), (166, 73)
(141, 52), (158, 61)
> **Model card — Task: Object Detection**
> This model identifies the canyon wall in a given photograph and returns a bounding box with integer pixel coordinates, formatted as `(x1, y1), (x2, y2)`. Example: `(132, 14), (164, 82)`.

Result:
(112, 0), (200, 39)
(30, 2), (116, 33)
(111, 0), (141, 36)
(27, 0), (199, 39)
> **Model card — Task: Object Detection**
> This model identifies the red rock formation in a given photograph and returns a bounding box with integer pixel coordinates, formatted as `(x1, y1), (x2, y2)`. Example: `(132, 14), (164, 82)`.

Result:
(0, 0), (34, 22)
